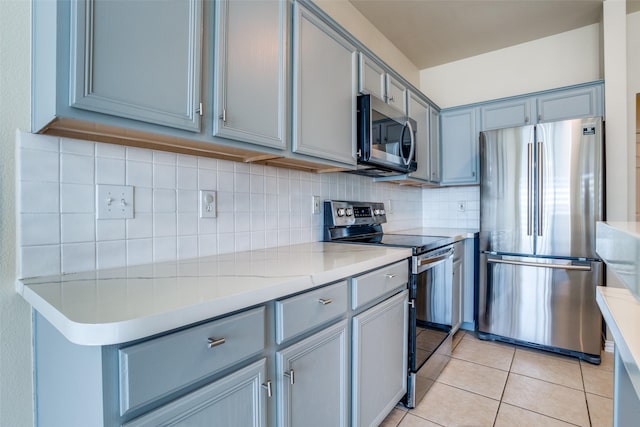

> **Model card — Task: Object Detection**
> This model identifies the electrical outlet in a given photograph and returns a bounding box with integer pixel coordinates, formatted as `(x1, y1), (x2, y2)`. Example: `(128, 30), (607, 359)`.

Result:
(200, 190), (217, 218)
(457, 201), (466, 212)
(96, 185), (134, 219)
(312, 196), (320, 214)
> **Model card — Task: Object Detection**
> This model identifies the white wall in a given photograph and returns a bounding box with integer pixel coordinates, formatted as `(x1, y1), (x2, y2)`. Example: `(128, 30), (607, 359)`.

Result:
(420, 23), (602, 108)
(0, 0), (33, 426)
(628, 11), (640, 221)
(315, 0), (420, 87)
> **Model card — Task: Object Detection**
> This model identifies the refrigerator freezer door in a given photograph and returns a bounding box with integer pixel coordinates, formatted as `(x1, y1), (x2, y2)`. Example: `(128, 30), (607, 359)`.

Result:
(478, 254), (603, 357)
(534, 118), (603, 258)
(480, 125), (535, 254)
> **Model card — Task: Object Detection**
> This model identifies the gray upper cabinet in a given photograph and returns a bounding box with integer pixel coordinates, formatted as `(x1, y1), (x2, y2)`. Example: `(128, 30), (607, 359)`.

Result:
(358, 53), (386, 101)
(407, 91), (430, 181)
(536, 84), (603, 123)
(213, 0), (287, 150)
(479, 97), (534, 131)
(292, 2), (358, 166)
(386, 74), (407, 114)
(429, 106), (441, 183)
(440, 107), (479, 185)
(358, 52), (406, 114)
(69, 0), (203, 131)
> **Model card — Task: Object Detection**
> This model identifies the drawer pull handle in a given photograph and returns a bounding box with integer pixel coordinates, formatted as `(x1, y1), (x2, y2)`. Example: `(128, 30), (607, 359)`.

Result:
(262, 381), (273, 397)
(207, 337), (226, 349)
(385, 274), (396, 279)
(318, 298), (333, 305)
(284, 369), (295, 385)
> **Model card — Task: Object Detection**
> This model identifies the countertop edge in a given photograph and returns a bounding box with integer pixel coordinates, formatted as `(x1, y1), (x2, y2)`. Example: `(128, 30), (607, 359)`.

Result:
(596, 286), (640, 397)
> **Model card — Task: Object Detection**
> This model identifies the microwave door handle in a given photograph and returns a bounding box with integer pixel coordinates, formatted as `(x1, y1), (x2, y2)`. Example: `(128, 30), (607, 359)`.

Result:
(406, 120), (415, 166)
(400, 120), (415, 166)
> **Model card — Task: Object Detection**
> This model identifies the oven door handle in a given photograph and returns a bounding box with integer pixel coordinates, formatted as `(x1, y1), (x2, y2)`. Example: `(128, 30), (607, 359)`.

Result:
(417, 249), (454, 267)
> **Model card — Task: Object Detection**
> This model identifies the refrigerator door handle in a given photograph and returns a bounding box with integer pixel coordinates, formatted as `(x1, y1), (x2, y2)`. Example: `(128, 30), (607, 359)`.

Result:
(527, 142), (533, 236)
(537, 141), (544, 236)
(487, 257), (592, 271)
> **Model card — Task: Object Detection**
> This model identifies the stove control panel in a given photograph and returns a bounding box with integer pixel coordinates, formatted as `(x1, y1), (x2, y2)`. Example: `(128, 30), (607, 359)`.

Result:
(324, 200), (387, 227)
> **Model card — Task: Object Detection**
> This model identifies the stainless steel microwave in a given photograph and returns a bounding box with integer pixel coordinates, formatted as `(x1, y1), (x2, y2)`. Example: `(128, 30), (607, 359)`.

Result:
(354, 94), (417, 177)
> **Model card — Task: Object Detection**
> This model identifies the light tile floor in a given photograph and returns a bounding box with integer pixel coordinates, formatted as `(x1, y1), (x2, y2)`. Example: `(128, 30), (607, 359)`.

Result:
(381, 331), (614, 427)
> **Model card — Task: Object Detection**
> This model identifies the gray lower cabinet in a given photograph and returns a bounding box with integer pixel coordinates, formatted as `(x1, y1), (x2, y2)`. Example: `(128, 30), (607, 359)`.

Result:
(213, 0), (286, 150)
(276, 320), (349, 427)
(123, 359), (267, 427)
(352, 290), (408, 427)
(461, 237), (477, 331)
(69, 0), (203, 131)
(440, 107), (479, 185)
(292, 2), (358, 166)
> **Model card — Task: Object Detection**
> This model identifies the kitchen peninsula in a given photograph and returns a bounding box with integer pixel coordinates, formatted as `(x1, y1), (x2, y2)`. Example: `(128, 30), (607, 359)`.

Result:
(18, 242), (412, 426)
(595, 222), (640, 426)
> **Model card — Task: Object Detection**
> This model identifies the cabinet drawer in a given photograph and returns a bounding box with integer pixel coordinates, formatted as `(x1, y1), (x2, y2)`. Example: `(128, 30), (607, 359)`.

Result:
(119, 306), (265, 415)
(351, 261), (408, 309)
(276, 281), (348, 344)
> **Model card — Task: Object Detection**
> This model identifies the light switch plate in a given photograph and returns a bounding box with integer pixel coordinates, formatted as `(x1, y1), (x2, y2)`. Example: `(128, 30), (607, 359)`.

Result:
(97, 185), (134, 219)
(312, 196), (320, 214)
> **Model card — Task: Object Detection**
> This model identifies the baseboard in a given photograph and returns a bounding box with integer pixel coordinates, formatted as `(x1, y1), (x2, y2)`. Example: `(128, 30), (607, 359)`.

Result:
(604, 339), (614, 353)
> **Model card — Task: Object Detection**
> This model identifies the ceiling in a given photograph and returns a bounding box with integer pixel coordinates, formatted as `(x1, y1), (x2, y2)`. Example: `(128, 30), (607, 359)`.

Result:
(349, 0), (640, 69)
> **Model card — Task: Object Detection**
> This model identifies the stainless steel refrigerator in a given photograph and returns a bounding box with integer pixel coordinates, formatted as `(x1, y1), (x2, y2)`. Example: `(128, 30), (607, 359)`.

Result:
(478, 117), (604, 363)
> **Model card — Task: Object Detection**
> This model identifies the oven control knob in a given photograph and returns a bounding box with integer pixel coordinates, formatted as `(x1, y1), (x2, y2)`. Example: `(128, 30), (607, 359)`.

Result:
(345, 208), (353, 216)
(380, 209), (386, 215)
(373, 209), (380, 215)
(337, 208), (346, 217)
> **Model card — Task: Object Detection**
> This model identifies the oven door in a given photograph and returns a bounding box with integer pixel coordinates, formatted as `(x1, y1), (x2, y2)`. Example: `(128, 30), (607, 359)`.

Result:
(415, 246), (454, 326)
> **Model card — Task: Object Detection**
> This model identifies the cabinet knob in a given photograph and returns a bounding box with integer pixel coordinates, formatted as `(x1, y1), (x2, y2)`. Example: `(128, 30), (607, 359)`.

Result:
(385, 274), (396, 279)
(525, 116), (529, 123)
(318, 298), (333, 305)
(284, 369), (295, 385)
(207, 337), (226, 349)
(388, 96), (395, 102)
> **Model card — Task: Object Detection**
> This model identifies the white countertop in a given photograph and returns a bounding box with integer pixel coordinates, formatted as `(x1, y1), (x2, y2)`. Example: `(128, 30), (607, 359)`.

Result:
(17, 242), (411, 346)
(596, 286), (640, 397)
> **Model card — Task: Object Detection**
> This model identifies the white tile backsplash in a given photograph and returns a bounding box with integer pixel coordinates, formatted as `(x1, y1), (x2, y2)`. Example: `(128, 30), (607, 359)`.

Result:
(422, 186), (480, 229)
(17, 132), (427, 278)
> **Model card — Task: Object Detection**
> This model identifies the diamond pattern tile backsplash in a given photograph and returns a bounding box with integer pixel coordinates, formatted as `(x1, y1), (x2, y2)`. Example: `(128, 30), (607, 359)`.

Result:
(16, 131), (431, 278)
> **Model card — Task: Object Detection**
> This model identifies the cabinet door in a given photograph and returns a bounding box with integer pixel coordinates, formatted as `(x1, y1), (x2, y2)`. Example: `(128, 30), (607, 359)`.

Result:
(429, 106), (441, 183)
(480, 98), (534, 131)
(276, 320), (348, 427)
(536, 84), (603, 123)
(440, 107), (479, 185)
(461, 238), (476, 329)
(358, 53), (385, 100)
(352, 290), (408, 427)
(386, 74), (407, 114)
(69, 0), (203, 131)
(292, 3), (357, 166)
(451, 258), (463, 334)
(124, 359), (268, 427)
(408, 91), (430, 181)
(213, 0), (286, 149)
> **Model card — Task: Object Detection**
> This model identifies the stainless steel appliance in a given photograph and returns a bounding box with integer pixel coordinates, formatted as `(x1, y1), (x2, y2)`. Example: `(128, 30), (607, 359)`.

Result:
(478, 117), (604, 363)
(353, 94), (417, 177)
(323, 200), (457, 407)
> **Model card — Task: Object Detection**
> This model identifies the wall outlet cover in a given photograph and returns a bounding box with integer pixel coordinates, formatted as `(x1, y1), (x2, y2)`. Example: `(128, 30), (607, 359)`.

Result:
(200, 190), (217, 218)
